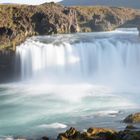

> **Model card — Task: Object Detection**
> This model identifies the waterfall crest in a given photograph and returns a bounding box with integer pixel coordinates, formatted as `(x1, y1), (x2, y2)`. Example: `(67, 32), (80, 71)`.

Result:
(16, 28), (140, 85)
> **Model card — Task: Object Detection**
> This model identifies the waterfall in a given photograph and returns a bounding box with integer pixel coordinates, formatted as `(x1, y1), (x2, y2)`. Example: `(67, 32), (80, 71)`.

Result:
(16, 28), (140, 85)
(1, 29), (140, 138)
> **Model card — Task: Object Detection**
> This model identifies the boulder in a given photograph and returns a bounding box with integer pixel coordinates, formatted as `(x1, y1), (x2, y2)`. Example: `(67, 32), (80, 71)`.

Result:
(42, 136), (49, 140)
(57, 127), (81, 140)
(57, 127), (118, 140)
(125, 125), (137, 130)
(124, 113), (140, 123)
(119, 130), (140, 140)
(87, 127), (116, 135)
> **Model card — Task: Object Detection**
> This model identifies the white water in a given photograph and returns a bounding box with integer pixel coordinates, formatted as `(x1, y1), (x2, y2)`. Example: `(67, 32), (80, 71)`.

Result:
(16, 28), (140, 87)
(0, 28), (140, 139)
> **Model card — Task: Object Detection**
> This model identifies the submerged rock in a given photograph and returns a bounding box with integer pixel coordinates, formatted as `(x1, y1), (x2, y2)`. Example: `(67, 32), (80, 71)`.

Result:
(124, 113), (140, 123)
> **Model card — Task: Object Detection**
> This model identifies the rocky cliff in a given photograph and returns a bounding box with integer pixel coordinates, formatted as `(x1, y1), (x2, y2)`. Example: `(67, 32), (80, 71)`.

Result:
(0, 2), (140, 51)
(0, 2), (79, 51)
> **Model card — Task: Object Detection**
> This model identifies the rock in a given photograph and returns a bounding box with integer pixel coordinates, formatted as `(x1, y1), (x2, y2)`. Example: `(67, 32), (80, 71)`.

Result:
(75, 6), (140, 32)
(57, 127), (81, 140)
(119, 130), (140, 140)
(87, 127), (116, 135)
(57, 127), (118, 140)
(86, 127), (118, 140)
(42, 136), (49, 140)
(124, 113), (140, 123)
(125, 125), (137, 130)
(0, 3), (79, 51)
(0, 3), (140, 51)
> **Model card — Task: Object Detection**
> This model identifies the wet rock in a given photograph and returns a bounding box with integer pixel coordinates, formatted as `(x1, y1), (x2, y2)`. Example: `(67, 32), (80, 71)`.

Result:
(125, 125), (137, 130)
(124, 113), (140, 123)
(42, 136), (49, 140)
(0, 3), (140, 50)
(86, 127), (118, 140)
(57, 127), (81, 140)
(87, 127), (116, 135)
(119, 130), (140, 140)
(57, 127), (118, 140)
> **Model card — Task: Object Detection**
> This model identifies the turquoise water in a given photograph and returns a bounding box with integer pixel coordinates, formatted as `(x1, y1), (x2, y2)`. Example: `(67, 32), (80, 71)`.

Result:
(0, 28), (140, 139)
(0, 83), (139, 139)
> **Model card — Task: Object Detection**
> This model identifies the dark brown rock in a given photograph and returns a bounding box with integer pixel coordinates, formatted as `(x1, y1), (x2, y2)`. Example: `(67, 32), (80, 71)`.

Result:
(42, 136), (49, 140)
(124, 113), (140, 123)
(57, 127), (118, 140)
(119, 130), (140, 140)
(57, 127), (81, 140)
(125, 125), (137, 130)
(0, 3), (140, 51)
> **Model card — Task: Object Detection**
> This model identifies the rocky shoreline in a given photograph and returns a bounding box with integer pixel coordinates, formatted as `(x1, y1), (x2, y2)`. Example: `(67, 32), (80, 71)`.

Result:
(6, 113), (140, 140)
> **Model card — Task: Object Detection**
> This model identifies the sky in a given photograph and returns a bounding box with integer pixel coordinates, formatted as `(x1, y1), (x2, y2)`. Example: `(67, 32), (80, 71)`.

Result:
(0, 0), (62, 5)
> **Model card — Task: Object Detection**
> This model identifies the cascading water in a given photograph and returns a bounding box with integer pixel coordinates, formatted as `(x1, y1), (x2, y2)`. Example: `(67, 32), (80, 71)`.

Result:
(0, 28), (140, 139)
(16, 28), (140, 86)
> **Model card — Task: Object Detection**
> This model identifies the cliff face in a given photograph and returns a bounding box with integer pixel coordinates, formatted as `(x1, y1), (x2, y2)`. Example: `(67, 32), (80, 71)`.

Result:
(0, 3), (79, 51)
(0, 3), (140, 51)
(75, 6), (140, 32)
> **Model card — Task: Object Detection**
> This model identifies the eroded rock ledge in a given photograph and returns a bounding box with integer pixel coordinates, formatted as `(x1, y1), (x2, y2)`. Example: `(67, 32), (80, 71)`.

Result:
(0, 2), (140, 51)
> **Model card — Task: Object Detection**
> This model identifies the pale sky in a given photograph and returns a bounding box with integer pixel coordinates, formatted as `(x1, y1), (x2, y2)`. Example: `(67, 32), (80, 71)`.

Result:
(0, 0), (62, 5)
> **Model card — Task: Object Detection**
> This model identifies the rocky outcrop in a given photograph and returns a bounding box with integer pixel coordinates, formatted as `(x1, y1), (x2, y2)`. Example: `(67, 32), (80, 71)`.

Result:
(0, 50), (16, 83)
(124, 112), (140, 123)
(0, 3), (140, 50)
(57, 127), (118, 140)
(75, 6), (140, 32)
(6, 113), (140, 140)
(47, 127), (140, 140)
(118, 130), (140, 140)
(0, 2), (79, 51)
(12, 127), (140, 140)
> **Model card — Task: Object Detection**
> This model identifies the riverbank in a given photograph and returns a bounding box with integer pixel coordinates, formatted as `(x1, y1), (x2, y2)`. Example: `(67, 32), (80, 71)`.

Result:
(6, 111), (140, 140)
(0, 2), (140, 51)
